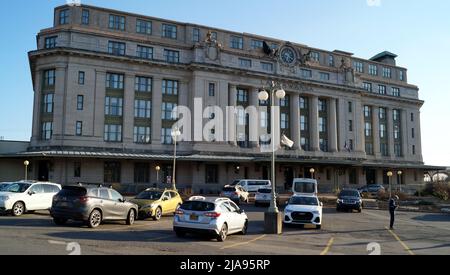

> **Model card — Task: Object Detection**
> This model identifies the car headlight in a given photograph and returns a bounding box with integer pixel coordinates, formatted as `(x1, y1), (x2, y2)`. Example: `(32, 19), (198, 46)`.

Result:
(0, 196), (10, 201)
(284, 208), (293, 213)
(337, 199), (343, 203)
(142, 204), (157, 209)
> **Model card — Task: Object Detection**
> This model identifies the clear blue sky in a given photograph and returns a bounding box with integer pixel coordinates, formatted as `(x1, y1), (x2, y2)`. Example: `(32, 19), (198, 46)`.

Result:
(0, 0), (449, 166)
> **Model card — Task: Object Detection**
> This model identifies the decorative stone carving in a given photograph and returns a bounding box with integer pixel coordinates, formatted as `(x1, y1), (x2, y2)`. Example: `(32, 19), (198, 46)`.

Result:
(204, 30), (223, 62)
(340, 57), (355, 86)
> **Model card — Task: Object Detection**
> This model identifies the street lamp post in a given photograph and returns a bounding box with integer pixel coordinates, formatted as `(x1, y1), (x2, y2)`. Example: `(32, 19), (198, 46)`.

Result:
(24, 160), (30, 181)
(387, 171), (393, 198)
(155, 166), (161, 187)
(310, 168), (315, 179)
(258, 82), (286, 234)
(171, 127), (181, 191)
(397, 171), (403, 193)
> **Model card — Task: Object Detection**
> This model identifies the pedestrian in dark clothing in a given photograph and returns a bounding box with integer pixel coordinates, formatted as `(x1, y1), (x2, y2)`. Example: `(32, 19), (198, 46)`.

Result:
(389, 195), (399, 229)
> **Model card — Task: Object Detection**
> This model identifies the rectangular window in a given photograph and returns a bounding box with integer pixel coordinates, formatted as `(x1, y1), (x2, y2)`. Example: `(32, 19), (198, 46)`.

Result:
(105, 97), (123, 116)
(208, 83), (215, 97)
(281, 113), (289, 129)
(393, 109), (400, 121)
(205, 165), (219, 184)
(280, 95), (290, 107)
(109, 15), (125, 31)
(300, 115), (308, 131)
(59, 9), (69, 25)
(300, 97), (308, 109)
(328, 55), (335, 67)
(237, 89), (248, 103)
(364, 106), (372, 118)
(261, 62), (274, 72)
(134, 163), (150, 183)
(349, 139), (354, 151)
(162, 102), (178, 120)
(44, 69), (56, 86)
(104, 124), (122, 142)
(394, 125), (401, 140)
(412, 128), (415, 139)
(382, 67), (392, 78)
(104, 162), (121, 183)
(45, 37), (57, 49)
(319, 72), (330, 81)
(411, 113), (414, 122)
(399, 70), (405, 81)
(77, 95), (84, 111)
(310, 52), (320, 62)
(164, 49), (180, 63)
(349, 120), (353, 132)
(380, 124), (387, 138)
(78, 71), (85, 85)
(348, 102), (353, 113)
(41, 122), (53, 140)
(319, 117), (327, 133)
(192, 28), (200, 42)
(230, 36), (243, 49)
(381, 143), (389, 157)
(378, 85), (386, 95)
(394, 144), (402, 157)
(391, 87), (400, 97)
(42, 94), (54, 113)
(106, 73), (124, 89)
(353, 61), (364, 73)
(301, 69), (312, 78)
(320, 139), (328, 152)
(251, 39), (263, 49)
(161, 128), (173, 144)
(365, 143), (374, 155)
(379, 107), (387, 120)
(136, 19), (152, 34)
(162, 79), (179, 95)
(134, 100), (151, 118)
(81, 9), (90, 25)
(135, 76), (152, 92)
(136, 45), (153, 60)
(363, 82), (372, 92)
(369, 64), (378, 76)
(260, 111), (268, 128)
(301, 137), (310, 151)
(412, 145), (416, 155)
(318, 99), (327, 112)
(74, 162), (81, 178)
(76, 121), (83, 136)
(134, 126), (151, 144)
(239, 58), (252, 68)
(162, 24), (177, 39)
(108, 41), (126, 56)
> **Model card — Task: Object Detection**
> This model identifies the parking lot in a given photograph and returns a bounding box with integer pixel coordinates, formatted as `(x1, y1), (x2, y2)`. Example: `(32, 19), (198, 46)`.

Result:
(0, 205), (449, 255)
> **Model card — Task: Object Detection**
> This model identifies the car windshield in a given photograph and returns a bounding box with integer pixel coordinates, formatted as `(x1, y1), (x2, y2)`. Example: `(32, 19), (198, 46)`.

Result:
(258, 189), (272, 194)
(59, 187), (87, 197)
(294, 182), (316, 193)
(340, 190), (360, 197)
(181, 201), (215, 212)
(222, 187), (235, 192)
(4, 183), (32, 193)
(135, 191), (163, 200)
(289, 196), (319, 206)
(0, 184), (11, 191)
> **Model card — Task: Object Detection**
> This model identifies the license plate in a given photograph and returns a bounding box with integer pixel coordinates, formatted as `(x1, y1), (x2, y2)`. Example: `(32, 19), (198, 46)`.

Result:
(190, 214), (199, 221)
(58, 202), (69, 207)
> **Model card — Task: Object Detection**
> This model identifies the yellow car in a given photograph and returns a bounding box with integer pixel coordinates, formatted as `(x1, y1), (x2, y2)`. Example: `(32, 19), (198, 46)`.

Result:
(129, 189), (183, 221)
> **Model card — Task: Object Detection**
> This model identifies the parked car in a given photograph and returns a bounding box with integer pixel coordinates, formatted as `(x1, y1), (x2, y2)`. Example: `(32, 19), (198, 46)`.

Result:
(129, 188), (183, 220)
(336, 189), (363, 213)
(0, 182), (12, 191)
(358, 185), (385, 197)
(284, 194), (323, 229)
(292, 178), (318, 195)
(0, 181), (61, 216)
(221, 185), (249, 204)
(50, 185), (138, 228)
(174, 196), (248, 242)
(230, 179), (271, 193)
(254, 188), (278, 207)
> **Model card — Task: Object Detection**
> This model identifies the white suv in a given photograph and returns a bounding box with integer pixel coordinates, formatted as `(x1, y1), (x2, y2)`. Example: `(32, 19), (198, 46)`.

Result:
(284, 194), (323, 229)
(174, 196), (249, 242)
(0, 181), (61, 216)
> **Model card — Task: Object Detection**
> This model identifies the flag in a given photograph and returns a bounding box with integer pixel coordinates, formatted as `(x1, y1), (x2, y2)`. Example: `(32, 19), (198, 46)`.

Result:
(281, 135), (294, 148)
(263, 41), (273, 56)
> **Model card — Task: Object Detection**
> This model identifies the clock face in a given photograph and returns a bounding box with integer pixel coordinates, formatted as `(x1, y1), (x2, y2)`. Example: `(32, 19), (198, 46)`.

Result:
(281, 48), (296, 64)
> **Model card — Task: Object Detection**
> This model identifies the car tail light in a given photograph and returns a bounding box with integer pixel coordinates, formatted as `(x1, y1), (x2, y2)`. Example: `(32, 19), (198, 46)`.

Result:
(78, 196), (89, 204)
(204, 212), (221, 219)
(234, 192), (239, 195)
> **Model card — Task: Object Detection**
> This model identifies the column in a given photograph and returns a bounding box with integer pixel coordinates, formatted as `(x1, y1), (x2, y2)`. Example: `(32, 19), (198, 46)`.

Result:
(93, 70), (106, 138)
(329, 98), (338, 153)
(290, 94), (301, 150)
(249, 87), (260, 148)
(387, 108), (395, 158)
(337, 98), (347, 152)
(416, 111), (423, 160)
(52, 66), (67, 140)
(401, 109), (408, 158)
(152, 77), (163, 144)
(227, 85), (237, 146)
(123, 74), (135, 144)
(372, 106), (381, 157)
(310, 95), (320, 152)
(31, 70), (42, 142)
(355, 100), (365, 153)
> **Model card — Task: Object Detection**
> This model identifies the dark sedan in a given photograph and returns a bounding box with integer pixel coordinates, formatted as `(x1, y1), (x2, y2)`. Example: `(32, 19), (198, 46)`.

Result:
(336, 189), (363, 213)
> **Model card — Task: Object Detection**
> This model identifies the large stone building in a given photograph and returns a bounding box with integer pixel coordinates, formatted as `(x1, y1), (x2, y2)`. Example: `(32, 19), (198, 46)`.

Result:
(3, 4), (438, 194)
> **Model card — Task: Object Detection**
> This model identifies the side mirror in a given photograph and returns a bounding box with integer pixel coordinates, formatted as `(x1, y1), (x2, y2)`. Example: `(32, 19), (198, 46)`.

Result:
(285, 200), (289, 205)
(162, 197), (168, 201)
(28, 191), (35, 196)
(237, 209), (244, 214)
(119, 198), (126, 203)
(320, 202), (324, 207)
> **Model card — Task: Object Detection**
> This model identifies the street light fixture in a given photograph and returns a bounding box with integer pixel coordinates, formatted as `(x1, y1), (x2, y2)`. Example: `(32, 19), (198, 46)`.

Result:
(310, 168), (316, 179)
(155, 166), (161, 187)
(397, 171), (403, 192)
(387, 171), (393, 198)
(258, 81), (289, 234)
(171, 127), (182, 191)
(23, 160), (30, 181)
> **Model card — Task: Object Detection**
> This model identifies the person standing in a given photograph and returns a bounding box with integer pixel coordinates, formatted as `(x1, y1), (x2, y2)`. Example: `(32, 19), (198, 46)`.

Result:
(389, 195), (399, 229)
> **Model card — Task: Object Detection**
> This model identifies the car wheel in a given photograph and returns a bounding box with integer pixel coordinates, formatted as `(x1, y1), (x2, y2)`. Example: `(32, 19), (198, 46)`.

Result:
(12, 202), (25, 217)
(240, 221), (248, 235)
(153, 207), (162, 221)
(175, 229), (186, 238)
(88, 209), (102, 228)
(217, 224), (228, 242)
(358, 208), (362, 213)
(53, 218), (67, 225)
(126, 210), (135, 225)
(316, 225), (322, 230)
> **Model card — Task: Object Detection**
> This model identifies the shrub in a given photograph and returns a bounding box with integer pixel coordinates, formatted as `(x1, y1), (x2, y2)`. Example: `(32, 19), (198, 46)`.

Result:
(417, 183), (450, 201)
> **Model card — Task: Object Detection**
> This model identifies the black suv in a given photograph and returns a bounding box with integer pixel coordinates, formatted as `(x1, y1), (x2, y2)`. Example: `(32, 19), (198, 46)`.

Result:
(51, 185), (138, 228)
(336, 189), (363, 213)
